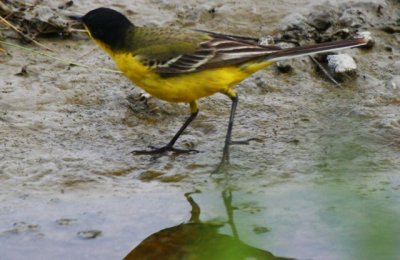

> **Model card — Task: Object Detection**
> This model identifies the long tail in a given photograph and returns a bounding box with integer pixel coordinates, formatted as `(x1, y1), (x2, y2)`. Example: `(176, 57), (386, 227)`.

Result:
(266, 37), (367, 62)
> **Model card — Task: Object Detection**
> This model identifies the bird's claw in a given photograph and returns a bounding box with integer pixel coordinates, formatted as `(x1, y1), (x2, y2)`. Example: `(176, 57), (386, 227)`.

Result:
(131, 145), (199, 155)
(212, 160), (230, 174)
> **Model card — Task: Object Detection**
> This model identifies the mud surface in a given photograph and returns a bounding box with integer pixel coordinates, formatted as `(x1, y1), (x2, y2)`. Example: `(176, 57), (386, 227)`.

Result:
(1, 0), (399, 259)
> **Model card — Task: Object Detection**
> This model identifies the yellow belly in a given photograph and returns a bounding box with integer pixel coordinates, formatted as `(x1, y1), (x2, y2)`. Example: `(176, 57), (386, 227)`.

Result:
(112, 52), (273, 103)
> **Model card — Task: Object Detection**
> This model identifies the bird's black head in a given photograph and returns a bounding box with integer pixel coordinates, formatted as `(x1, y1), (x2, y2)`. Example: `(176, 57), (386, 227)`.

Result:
(81, 7), (134, 50)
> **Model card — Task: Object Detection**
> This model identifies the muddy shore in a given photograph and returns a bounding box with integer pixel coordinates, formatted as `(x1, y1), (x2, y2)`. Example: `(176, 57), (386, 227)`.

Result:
(1, 0), (399, 259)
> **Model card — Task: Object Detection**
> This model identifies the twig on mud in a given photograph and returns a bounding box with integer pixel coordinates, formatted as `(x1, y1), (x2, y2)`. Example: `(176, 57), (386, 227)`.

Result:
(69, 29), (87, 33)
(309, 56), (341, 87)
(0, 39), (122, 74)
(10, 1), (35, 7)
(0, 15), (55, 52)
(0, 2), (11, 15)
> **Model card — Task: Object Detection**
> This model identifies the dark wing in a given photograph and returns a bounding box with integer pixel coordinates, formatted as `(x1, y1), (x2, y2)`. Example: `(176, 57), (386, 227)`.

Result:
(192, 29), (261, 44)
(135, 29), (282, 76)
(156, 38), (281, 75)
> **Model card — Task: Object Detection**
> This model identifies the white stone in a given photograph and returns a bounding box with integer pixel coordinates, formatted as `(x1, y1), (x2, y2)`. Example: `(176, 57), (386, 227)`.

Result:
(327, 54), (357, 73)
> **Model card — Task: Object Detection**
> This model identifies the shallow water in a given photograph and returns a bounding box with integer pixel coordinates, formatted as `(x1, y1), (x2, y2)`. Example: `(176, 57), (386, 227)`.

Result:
(1, 0), (399, 259)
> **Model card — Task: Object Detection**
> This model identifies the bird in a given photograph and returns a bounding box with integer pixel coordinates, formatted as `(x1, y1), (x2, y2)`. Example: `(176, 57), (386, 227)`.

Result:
(70, 7), (367, 171)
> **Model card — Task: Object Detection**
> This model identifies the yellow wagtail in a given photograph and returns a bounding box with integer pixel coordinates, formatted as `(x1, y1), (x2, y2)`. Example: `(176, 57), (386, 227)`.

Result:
(70, 7), (367, 170)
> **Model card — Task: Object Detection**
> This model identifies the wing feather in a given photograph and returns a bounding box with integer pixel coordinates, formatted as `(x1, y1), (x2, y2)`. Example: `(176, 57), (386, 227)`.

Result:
(152, 36), (281, 75)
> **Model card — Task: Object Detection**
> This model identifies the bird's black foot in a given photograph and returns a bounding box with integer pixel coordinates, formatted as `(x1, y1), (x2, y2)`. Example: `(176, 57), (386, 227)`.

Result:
(131, 145), (198, 155)
(212, 149), (231, 174)
(213, 160), (230, 174)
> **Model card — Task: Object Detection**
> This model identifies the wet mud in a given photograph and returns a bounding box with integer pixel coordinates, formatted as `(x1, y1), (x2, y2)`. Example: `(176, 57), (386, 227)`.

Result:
(1, 0), (399, 259)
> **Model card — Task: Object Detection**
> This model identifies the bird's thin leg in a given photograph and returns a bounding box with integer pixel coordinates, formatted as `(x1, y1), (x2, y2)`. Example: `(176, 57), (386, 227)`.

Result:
(132, 101), (199, 155)
(214, 89), (238, 173)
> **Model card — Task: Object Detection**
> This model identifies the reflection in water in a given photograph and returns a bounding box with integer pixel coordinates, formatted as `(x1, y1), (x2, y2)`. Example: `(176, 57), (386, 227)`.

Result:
(124, 191), (294, 260)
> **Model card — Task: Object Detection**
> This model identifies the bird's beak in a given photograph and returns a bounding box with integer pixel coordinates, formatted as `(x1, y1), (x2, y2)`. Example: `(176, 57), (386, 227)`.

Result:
(69, 15), (83, 22)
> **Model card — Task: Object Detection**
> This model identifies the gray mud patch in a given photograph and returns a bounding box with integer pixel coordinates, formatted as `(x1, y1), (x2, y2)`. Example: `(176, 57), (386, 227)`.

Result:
(1, 0), (399, 259)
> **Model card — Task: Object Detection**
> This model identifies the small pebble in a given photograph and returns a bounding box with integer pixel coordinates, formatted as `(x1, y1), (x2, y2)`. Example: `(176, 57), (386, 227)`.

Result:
(307, 9), (336, 31)
(56, 218), (77, 225)
(77, 229), (102, 239)
(253, 225), (270, 234)
(389, 76), (399, 90)
(258, 35), (274, 46)
(327, 54), (357, 74)
(276, 61), (293, 73)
